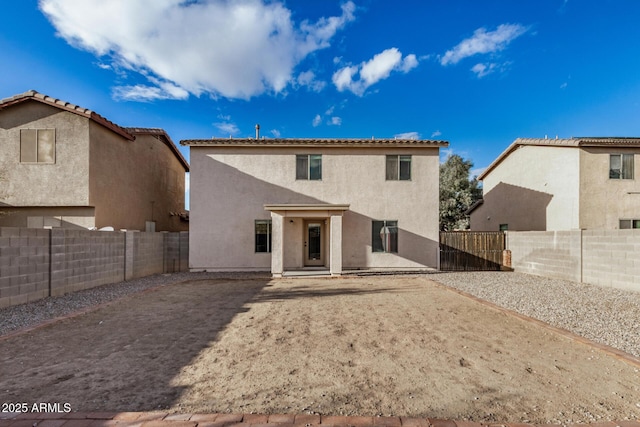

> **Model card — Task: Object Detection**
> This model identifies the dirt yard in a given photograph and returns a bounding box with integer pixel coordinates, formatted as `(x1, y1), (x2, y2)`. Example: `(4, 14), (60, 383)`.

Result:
(1, 276), (639, 424)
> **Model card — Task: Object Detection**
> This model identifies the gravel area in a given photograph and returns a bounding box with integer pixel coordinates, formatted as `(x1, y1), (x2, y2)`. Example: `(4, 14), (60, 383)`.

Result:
(430, 271), (640, 358)
(0, 271), (270, 337)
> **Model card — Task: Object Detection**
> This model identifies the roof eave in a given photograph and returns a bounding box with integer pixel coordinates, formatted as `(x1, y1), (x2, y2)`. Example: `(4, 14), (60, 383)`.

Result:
(181, 138), (449, 148)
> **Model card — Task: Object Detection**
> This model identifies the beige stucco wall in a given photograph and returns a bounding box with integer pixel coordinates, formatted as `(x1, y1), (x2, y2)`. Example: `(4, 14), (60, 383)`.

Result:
(190, 146), (440, 271)
(89, 125), (187, 231)
(579, 148), (640, 229)
(0, 207), (95, 229)
(472, 145), (580, 231)
(0, 101), (90, 207)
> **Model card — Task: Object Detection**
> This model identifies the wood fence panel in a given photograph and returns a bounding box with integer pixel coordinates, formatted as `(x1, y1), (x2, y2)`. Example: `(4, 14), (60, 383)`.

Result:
(439, 231), (505, 271)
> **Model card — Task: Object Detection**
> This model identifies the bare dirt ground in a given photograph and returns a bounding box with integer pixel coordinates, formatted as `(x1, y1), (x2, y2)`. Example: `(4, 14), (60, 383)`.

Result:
(1, 276), (639, 424)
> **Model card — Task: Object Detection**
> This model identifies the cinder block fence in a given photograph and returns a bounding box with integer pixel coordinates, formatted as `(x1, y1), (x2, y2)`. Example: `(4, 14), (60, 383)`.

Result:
(0, 227), (188, 308)
(508, 229), (640, 291)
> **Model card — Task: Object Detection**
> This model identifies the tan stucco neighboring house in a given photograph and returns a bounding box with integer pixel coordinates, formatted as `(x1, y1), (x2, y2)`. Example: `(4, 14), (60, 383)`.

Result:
(468, 137), (640, 231)
(181, 135), (448, 276)
(0, 90), (189, 231)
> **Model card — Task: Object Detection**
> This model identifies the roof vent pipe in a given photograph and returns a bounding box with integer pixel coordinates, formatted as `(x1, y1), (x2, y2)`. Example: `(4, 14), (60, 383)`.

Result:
(255, 124), (260, 139)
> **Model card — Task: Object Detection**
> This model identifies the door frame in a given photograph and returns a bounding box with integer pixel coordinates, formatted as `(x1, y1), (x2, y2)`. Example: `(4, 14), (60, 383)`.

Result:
(303, 219), (325, 267)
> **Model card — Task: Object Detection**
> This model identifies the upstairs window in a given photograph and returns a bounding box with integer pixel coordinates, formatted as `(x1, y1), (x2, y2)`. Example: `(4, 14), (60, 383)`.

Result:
(20, 129), (55, 163)
(372, 220), (398, 253)
(620, 219), (640, 229)
(296, 154), (322, 180)
(610, 154), (634, 179)
(255, 220), (272, 253)
(386, 155), (411, 180)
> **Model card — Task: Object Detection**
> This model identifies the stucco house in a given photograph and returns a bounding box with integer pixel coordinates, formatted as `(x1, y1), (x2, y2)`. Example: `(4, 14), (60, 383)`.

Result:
(468, 137), (640, 231)
(182, 134), (447, 276)
(0, 90), (189, 231)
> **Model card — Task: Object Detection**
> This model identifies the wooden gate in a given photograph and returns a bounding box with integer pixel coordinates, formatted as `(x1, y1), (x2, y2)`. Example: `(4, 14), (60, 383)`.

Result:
(439, 231), (505, 271)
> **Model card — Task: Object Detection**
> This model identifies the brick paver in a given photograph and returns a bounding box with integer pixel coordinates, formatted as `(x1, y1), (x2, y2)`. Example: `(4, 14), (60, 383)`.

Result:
(0, 412), (638, 427)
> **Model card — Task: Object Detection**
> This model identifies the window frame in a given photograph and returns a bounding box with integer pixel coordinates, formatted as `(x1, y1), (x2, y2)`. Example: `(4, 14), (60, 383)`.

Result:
(619, 219), (640, 229)
(386, 155), (411, 181)
(255, 219), (272, 253)
(372, 220), (398, 253)
(609, 153), (634, 180)
(20, 129), (56, 164)
(296, 154), (322, 180)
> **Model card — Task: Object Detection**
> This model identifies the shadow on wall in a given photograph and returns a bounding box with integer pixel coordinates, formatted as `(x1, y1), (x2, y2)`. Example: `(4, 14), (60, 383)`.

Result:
(0, 207), (95, 230)
(472, 182), (553, 231)
(192, 158), (438, 269)
(0, 100), (60, 130)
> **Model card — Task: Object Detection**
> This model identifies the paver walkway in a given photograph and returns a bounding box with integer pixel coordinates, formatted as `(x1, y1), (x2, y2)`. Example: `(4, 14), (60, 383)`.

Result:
(0, 412), (639, 427)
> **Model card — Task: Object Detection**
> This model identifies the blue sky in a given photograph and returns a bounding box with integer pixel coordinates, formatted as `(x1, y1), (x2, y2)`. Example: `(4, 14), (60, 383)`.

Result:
(3, 0), (640, 207)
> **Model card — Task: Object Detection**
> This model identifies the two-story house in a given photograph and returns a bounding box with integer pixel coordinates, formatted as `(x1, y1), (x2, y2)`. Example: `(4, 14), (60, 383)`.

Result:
(182, 134), (447, 276)
(468, 137), (640, 231)
(0, 90), (189, 231)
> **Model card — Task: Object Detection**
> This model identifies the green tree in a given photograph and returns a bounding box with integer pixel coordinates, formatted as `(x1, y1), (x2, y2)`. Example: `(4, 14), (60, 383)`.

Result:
(439, 154), (482, 231)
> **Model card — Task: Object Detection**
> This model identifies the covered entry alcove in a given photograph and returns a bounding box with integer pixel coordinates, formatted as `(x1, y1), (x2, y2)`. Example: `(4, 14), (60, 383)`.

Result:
(264, 204), (350, 277)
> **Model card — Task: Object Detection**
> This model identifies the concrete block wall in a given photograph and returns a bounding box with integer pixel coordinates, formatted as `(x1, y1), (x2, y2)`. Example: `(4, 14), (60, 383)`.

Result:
(582, 230), (640, 291)
(163, 231), (189, 274)
(50, 229), (125, 296)
(508, 229), (640, 292)
(0, 227), (189, 308)
(131, 232), (165, 279)
(507, 230), (582, 282)
(0, 227), (50, 308)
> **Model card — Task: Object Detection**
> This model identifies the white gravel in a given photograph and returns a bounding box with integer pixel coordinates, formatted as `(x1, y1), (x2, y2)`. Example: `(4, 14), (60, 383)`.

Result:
(2, 270), (639, 361)
(430, 271), (640, 358)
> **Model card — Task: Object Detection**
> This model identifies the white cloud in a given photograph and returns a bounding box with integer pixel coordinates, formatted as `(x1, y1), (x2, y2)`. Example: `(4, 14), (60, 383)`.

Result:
(271, 129), (281, 138)
(470, 167), (486, 179)
(471, 62), (496, 78)
(185, 172), (190, 193)
(431, 130), (442, 138)
(394, 132), (420, 140)
(214, 121), (240, 136)
(440, 24), (528, 66)
(333, 48), (419, 96)
(40, 0), (355, 101)
(312, 114), (322, 127)
(112, 82), (189, 101)
(296, 70), (326, 92)
(329, 116), (342, 126)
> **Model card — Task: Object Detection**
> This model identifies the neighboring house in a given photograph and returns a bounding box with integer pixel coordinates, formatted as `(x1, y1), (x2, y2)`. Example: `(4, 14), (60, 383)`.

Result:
(182, 134), (447, 276)
(468, 137), (640, 231)
(0, 90), (189, 231)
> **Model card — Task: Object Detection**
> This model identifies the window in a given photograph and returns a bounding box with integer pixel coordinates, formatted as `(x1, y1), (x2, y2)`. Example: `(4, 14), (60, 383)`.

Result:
(610, 154), (634, 179)
(255, 220), (272, 252)
(499, 224), (509, 231)
(386, 155), (411, 180)
(296, 154), (322, 180)
(20, 129), (55, 163)
(619, 219), (640, 229)
(372, 220), (398, 253)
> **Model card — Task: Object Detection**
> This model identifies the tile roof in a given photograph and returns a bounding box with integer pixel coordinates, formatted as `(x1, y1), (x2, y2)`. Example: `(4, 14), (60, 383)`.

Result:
(181, 137), (449, 147)
(0, 91), (189, 171)
(478, 136), (640, 180)
(0, 90), (134, 141)
(125, 127), (190, 171)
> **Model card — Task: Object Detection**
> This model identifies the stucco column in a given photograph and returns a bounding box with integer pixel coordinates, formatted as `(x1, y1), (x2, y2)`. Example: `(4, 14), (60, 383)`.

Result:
(330, 214), (342, 276)
(271, 212), (284, 277)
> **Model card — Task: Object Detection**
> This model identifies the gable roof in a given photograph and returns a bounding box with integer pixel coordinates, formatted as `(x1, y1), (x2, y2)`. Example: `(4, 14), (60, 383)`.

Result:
(478, 137), (640, 180)
(0, 90), (135, 141)
(181, 137), (449, 148)
(125, 127), (190, 172)
(1, 90), (189, 172)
